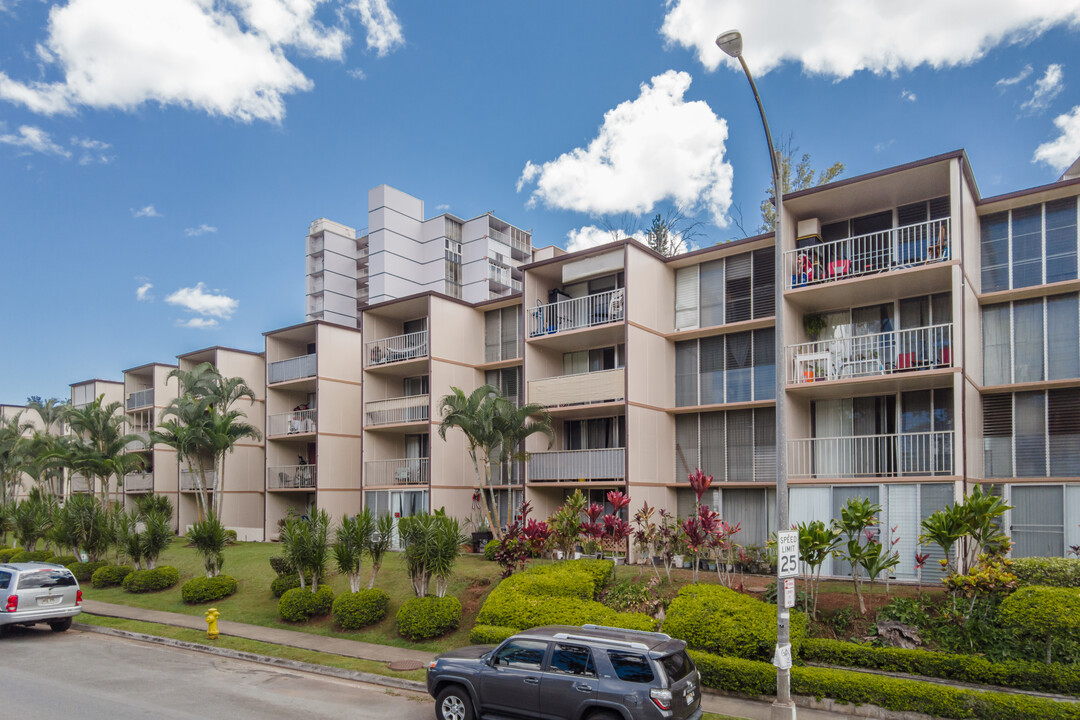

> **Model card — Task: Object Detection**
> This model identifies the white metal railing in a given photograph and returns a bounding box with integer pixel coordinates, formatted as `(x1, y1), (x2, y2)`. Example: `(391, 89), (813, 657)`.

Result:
(365, 330), (428, 367)
(70, 474), (92, 493)
(124, 431), (151, 452)
(488, 228), (530, 257)
(529, 288), (624, 337)
(124, 472), (153, 493)
(528, 448), (625, 482)
(785, 218), (950, 290)
(268, 409), (317, 437)
(364, 395), (429, 426)
(180, 470), (217, 492)
(528, 368), (624, 407)
(268, 353), (316, 384)
(268, 465), (316, 489)
(364, 458), (429, 486)
(126, 388), (154, 410)
(788, 323), (953, 383)
(788, 431), (954, 478)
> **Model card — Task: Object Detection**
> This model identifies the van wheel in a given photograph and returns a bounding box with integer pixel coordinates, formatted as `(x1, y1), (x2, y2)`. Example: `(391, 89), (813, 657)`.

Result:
(49, 618), (72, 632)
(436, 686), (473, 720)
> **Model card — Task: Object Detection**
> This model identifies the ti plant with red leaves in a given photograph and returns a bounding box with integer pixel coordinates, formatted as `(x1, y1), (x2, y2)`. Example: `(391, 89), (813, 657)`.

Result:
(495, 500), (549, 578)
(687, 468), (713, 507)
(655, 509), (681, 582)
(601, 491), (633, 576)
(914, 551), (932, 593)
(710, 519), (742, 588)
(633, 501), (660, 579)
(579, 502), (605, 557)
(681, 504), (719, 584)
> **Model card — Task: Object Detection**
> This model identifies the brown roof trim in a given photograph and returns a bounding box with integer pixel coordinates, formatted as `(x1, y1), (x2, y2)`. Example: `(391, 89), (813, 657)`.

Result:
(472, 292), (524, 309)
(784, 149), (966, 202)
(122, 361), (178, 374)
(177, 345), (265, 359)
(69, 378), (123, 387)
(977, 175), (1080, 207)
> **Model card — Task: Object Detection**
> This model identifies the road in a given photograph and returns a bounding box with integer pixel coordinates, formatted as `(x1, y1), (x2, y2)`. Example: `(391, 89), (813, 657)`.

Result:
(0, 626), (434, 720)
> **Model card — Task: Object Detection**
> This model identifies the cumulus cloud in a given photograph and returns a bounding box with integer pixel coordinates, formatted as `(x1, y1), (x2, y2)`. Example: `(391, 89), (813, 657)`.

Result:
(351, 0), (404, 56)
(661, 1), (1080, 78)
(518, 70), (733, 227)
(135, 282), (153, 301)
(71, 135), (112, 164)
(997, 64), (1034, 89)
(565, 226), (637, 253)
(230, 0), (350, 60)
(900, 89), (917, 102)
(165, 282), (238, 320)
(1034, 105), (1080, 171)
(131, 205), (162, 218)
(1022, 64), (1065, 113)
(177, 317), (219, 329)
(0, 124), (70, 156)
(184, 224), (218, 237)
(347, 67), (366, 80)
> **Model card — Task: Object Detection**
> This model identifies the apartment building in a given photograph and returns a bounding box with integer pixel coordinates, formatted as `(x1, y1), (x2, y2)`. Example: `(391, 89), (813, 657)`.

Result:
(67, 378), (125, 497)
(122, 363), (179, 525)
(305, 185), (533, 327)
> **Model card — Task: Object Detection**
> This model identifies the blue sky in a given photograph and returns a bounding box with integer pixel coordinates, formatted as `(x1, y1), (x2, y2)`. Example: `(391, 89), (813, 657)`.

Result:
(1, 1), (1079, 404)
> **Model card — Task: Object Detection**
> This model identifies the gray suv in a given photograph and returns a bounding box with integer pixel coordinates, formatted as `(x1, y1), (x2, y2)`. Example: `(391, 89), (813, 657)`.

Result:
(427, 625), (701, 720)
(0, 562), (83, 634)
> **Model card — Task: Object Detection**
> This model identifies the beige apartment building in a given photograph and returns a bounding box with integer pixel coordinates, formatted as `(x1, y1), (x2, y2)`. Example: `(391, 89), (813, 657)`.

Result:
(68, 378), (125, 497)
(122, 363), (179, 525)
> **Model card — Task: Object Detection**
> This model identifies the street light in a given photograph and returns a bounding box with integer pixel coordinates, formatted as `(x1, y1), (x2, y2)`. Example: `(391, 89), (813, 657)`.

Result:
(717, 30), (794, 720)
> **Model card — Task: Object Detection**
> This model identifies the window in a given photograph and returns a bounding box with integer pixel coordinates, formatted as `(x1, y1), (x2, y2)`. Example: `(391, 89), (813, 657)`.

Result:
(725, 254), (752, 323)
(0, 571), (9, 589)
(980, 212), (1010, 293)
(549, 644), (595, 676)
(486, 367), (522, 406)
(674, 331), (775, 407)
(1048, 295), (1080, 380)
(564, 417), (624, 450)
(1012, 485), (1064, 558)
(1013, 300), (1044, 382)
(982, 304), (1011, 385)
(485, 307), (522, 362)
(659, 651), (694, 683)
(606, 652), (654, 683)
(675, 408), (774, 483)
(1046, 197), (1079, 284)
(562, 345), (624, 376)
(984, 389), (1080, 478)
(1049, 388), (1080, 476)
(982, 294), (1080, 384)
(494, 640), (547, 670)
(15, 569), (76, 589)
(981, 200), (1080, 291)
(673, 250), (775, 331)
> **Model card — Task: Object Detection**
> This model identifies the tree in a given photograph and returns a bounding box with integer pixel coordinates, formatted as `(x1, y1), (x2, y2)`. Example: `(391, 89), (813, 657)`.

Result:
(54, 493), (109, 561)
(0, 412), (32, 506)
(600, 206), (704, 256)
(366, 513), (394, 589)
(756, 135), (844, 233)
(64, 395), (143, 503)
(153, 395), (214, 519)
(550, 489), (588, 562)
(279, 510), (331, 591)
(797, 520), (841, 619)
(834, 496), (881, 615)
(26, 397), (69, 496)
(187, 514), (228, 578)
(334, 509), (375, 593)
(399, 510), (467, 597)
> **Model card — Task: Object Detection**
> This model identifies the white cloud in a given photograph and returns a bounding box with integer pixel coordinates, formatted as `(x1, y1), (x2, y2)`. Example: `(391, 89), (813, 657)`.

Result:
(661, 1), (1080, 78)
(517, 70), (733, 227)
(874, 139), (896, 153)
(177, 317), (219, 329)
(0, 124), (70, 156)
(184, 224), (218, 237)
(131, 205), (162, 218)
(1034, 105), (1080, 171)
(900, 89), (917, 102)
(165, 282), (238, 320)
(566, 225), (642, 253)
(435, 203), (450, 211)
(135, 282), (153, 301)
(347, 67), (366, 80)
(71, 135), (112, 164)
(997, 64), (1034, 89)
(350, 0), (404, 57)
(230, 0), (350, 60)
(1022, 64), (1065, 113)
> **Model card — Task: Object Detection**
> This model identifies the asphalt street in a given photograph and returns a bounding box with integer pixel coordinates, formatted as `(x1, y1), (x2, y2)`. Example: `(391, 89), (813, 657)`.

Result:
(0, 626), (434, 720)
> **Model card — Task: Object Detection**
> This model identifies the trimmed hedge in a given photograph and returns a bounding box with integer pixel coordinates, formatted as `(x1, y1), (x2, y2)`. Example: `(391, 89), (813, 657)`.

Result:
(268, 555), (294, 577)
(122, 566), (180, 593)
(0, 548), (18, 563)
(66, 561), (108, 582)
(278, 586), (334, 622)
(9, 550), (54, 563)
(182, 575), (239, 604)
(664, 584), (807, 662)
(333, 588), (390, 630)
(691, 650), (1080, 720)
(398, 595), (462, 640)
(49, 555), (77, 567)
(271, 573), (312, 598)
(1011, 557), (1080, 588)
(91, 564), (134, 588)
(802, 638), (1080, 696)
(469, 624), (518, 645)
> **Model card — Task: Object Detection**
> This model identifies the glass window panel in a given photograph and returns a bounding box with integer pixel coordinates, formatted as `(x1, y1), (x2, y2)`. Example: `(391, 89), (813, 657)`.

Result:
(675, 414), (699, 481)
(832, 485), (880, 575)
(981, 212), (1010, 292)
(700, 412), (726, 482)
(982, 304), (1012, 385)
(501, 308), (520, 360)
(485, 310), (501, 362)
(725, 332), (753, 403)
(931, 293), (952, 324)
(919, 484), (954, 582)
(726, 409), (753, 481)
(723, 488), (768, 546)
(725, 254), (752, 323)
(699, 336), (725, 405)
(752, 248), (775, 319)
(1047, 294), (1079, 381)
(674, 266), (700, 330)
(699, 260), (724, 327)
(1049, 388), (1080, 476)
(886, 484), (918, 578)
(1045, 197), (1078, 284)
(674, 341), (698, 407)
(753, 407), (775, 482)
(1012, 485), (1064, 558)
(1011, 205), (1043, 289)
(1013, 299), (1044, 383)
(1014, 391), (1047, 477)
(753, 328), (775, 401)
(982, 394), (1013, 478)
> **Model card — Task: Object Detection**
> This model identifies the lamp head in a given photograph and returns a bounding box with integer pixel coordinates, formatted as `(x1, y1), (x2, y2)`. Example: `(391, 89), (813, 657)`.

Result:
(715, 30), (742, 58)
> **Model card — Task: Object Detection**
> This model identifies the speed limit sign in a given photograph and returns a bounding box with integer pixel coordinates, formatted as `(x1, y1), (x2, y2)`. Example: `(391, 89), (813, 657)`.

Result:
(777, 530), (799, 579)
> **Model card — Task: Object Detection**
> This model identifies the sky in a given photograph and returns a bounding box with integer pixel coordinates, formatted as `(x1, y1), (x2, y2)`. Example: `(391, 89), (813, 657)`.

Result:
(1, 0), (1079, 404)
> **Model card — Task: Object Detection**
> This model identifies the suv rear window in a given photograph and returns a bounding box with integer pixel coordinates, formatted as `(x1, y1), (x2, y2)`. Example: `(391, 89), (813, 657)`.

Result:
(607, 651), (654, 683)
(16, 570), (76, 589)
(659, 651), (694, 683)
(0, 571), (9, 590)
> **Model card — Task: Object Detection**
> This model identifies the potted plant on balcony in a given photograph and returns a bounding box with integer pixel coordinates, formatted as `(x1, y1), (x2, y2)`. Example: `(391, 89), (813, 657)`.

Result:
(803, 313), (827, 341)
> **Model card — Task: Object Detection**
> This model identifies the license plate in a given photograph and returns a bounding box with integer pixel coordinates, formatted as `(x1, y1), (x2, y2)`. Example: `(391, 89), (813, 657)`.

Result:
(685, 692), (695, 705)
(38, 596), (62, 606)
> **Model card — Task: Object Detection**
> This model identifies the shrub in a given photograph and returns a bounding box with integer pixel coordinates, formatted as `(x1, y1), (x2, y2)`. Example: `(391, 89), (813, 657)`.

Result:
(49, 555), (77, 567)
(91, 564), (134, 588)
(225, 529), (238, 543)
(66, 560), (108, 582)
(469, 624), (517, 645)
(9, 549), (54, 563)
(0, 548), (18, 563)
(332, 588), (389, 630)
(278, 586), (334, 622)
(182, 575), (239, 604)
(398, 595), (462, 640)
(691, 650), (1080, 720)
(1011, 557), (1080, 588)
(270, 573), (311, 598)
(664, 584), (807, 662)
(122, 566), (180, 593)
(999, 585), (1080, 663)
(269, 555), (295, 577)
(484, 539), (499, 561)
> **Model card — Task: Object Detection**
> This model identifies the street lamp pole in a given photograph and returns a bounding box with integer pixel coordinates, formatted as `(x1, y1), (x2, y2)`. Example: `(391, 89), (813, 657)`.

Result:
(716, 30), (794, 720)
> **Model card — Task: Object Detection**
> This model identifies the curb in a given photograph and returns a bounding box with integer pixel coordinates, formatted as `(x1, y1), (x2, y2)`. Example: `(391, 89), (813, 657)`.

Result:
(73, 623), (428, 695)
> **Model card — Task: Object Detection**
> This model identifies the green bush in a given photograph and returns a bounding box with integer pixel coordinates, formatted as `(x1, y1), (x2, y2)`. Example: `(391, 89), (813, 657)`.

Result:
(691, 650), (1080, 720)
(122, 566), (180, 593)
(270, 573), (312, 598)
(802, 638), (1080, 695)
(224, 529), (238, 543)
(66, 560), (108, 582)
(398, 595), (462, 640)
(469, 624), (517, 645)
(182, 575), (239, 604)
(278, 586), (335, 622)
(1011, 557), (1080, 588)
(484, 539), (499, 561)
(9, 549), (54, 563)
(664, 584), (807, 662)
(999, 585), (1080, 663)
(49, 555), (77, 567)
(332, 588), (390, 630)
(91, 564), (134, 588)
(268, 555), (294, 577)
(0, 548), (18, 563)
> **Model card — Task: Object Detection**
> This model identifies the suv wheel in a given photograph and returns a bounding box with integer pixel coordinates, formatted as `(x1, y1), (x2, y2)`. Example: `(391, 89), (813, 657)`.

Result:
(436, 686), (473, 720)
(49, 618), (72, 633)
(586, 712), (618, 720)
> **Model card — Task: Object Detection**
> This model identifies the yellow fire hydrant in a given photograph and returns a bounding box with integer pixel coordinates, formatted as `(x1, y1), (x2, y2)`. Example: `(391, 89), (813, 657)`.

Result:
(205, 608), (220, 640)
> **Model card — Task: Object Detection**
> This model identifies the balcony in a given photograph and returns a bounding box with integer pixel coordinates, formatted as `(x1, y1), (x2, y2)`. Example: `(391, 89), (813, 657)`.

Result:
(268, 409), (317, 437)
(788, 324), (953, 385)
(365, 331), (428, 368)
(528, 448), (625, 482)
(529, 289), (624, 338)
(788, 431), (954, 479)
(124, 431), (151, 452)
(268, 353), (316, 384)
(488, 262), (522, 293)
(785, 219), (950, 291)
(180, 470), (217, 492)
(528, 368), (625, 409)
(124, 472), (153, 493)
(488, 228), (531, 259)
(364, 458), (429, 486)
(126, 388), (153, 410)
(268, 465), (316, 490)
(364, 395), (429, 426)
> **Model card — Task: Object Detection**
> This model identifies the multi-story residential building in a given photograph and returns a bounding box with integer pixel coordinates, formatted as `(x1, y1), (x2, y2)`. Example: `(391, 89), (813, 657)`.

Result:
(305, 185), (533, 327)
(122, 363), (179, 523)
(68, 378), (125, 497)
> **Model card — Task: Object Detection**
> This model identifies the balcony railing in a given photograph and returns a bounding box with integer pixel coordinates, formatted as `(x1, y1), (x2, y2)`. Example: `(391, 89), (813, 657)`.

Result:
(126, 388), (154, 410)
(528, 448), (625, 482)
(180, 470), (217, 492)
(268, 465), (316, 489)
(788, 323), (953, 383)
(528, 368), (625, 408)
(789, 431), (954, 479)
(364, 395), (429, 426)
(529, 288), (624, 337)
(124, 431), (151, 452)
(365, 331), (428, 367)
(365, 458), (429, 486)
(268, 353), (316, 384)
(488, 262), (522, 292)
(268, 409), (317, 437)
(785, 218), (950, 290)
(488, 228), (531, 258)
(124, 472), (154, 493)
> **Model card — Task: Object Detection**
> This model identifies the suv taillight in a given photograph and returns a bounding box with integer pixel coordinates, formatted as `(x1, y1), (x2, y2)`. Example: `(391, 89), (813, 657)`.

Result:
(5, 595), (17, 612)
(76, 590), (83, 606)
(649, 688), (672, 711)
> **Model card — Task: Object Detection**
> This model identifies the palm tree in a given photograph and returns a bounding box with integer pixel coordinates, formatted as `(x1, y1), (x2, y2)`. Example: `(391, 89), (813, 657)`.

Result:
(26, 398), (69, 497)
(153, 395), (214, 519)
(64, 395), (142, 503)
(335, 509), (375, 593)
(0, 413), (32, 506)
(204, 406), (261, 520)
